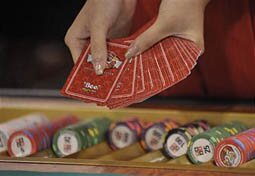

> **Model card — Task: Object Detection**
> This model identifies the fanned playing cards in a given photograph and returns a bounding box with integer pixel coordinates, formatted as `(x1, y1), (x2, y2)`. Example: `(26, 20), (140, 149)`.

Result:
(61, 19), (202, 109)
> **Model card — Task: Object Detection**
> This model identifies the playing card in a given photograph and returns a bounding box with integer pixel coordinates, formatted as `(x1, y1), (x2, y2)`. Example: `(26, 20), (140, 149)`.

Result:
(135, 55), (146, 94)
(143, 47), (163, 94)
(108, 49), (162, 109)
(107, 55), (148, 108)
(151, 43), (170, 86)
(181, 39), (203, 65)
(107, 59), (137, 106)
(172, 38), (196, 69)
(163, 37), (191, 81)
(101, 59), (136, 107)
(107, 53), (147, 108)
(61, 42), (129, 104)
(110, 55), (137, 99)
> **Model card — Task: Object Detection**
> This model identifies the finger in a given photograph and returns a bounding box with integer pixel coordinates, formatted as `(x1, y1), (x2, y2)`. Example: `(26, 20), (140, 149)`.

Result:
(90, 28), (108, 75)
(64, 2), (90, 63)
(66, 38), (89, 63)
(125, 21), (167, 59)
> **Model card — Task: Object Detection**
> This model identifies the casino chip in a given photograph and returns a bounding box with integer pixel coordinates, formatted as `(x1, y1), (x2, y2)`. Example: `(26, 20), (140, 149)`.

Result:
(187, 121), (248, 164)
(7, 115), (79, 157)
(53, 129), (83, 157)
(214, 128), (255, 167)
(140, 119), (178, 151)
(52, 117), (111, 157)
(0, 113), (49, 153)
(162, 120), (210, 159)
(107, 118), (144, 150)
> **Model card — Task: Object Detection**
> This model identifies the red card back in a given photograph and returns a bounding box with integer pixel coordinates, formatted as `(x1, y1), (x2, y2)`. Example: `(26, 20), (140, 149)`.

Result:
(61, 42), (128, 103)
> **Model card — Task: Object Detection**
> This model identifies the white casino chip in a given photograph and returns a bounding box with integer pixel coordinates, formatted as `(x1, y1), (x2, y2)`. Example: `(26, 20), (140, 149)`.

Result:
(110, 125), (135, 149)
(165, 133), (188, 158)
(144, 125), (165, 151)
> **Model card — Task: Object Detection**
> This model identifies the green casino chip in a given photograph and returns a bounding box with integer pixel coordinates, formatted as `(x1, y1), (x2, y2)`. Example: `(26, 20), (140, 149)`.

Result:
(52, 129), (83, 157)
(52, 117), (111, 157)
(187, 133), (216, 164)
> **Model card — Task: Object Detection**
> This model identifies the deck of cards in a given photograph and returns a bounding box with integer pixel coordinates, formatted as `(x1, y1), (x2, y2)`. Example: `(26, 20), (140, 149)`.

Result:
(61, 20), (202, 109)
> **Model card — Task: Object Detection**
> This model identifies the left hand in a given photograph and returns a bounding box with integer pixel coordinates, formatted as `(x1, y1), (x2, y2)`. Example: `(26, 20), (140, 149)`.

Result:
(125, 0), (210, 59)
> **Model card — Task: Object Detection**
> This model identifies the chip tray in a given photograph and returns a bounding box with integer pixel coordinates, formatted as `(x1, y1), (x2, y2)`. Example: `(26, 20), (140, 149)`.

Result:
(0, 98), (255, 176)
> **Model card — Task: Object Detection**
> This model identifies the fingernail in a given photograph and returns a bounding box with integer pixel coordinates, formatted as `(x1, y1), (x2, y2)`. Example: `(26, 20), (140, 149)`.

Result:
(125, 45), (139, 59)
(94, 63), (104, 75)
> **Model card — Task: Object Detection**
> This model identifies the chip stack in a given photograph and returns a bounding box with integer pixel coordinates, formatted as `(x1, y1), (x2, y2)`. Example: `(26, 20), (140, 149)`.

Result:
(52, 117), (111, 157)
(107, 118), (145, 150)
(187, 121), (248, 164)
(140, 119), (179, 151)
(0, 113), (49, 153)
(214, 128), (255, 167)
(7, 115), (79, 157)
(162, 120), (210, 159)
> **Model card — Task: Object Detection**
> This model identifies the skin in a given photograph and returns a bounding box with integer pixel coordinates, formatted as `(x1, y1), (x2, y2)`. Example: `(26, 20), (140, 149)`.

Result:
(65, 0), (210, 75)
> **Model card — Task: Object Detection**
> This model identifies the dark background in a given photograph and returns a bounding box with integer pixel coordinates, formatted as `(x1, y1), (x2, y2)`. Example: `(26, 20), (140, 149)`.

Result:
(0, 1), (84, 89)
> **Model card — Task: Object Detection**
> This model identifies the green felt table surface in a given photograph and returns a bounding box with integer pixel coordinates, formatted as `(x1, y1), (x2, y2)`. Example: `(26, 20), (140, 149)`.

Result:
(0, 171), (126, 176)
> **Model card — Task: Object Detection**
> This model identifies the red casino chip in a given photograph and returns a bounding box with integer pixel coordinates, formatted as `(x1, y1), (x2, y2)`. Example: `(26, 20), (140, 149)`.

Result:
(8, 130), (38, 157)
(214, 128), (255, 167)
(214, 139), (245, 167)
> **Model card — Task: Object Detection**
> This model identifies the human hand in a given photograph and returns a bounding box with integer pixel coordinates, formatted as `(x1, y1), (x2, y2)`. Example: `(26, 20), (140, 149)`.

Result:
(64, 0), (136, 75)
(125, 0), (210, 59)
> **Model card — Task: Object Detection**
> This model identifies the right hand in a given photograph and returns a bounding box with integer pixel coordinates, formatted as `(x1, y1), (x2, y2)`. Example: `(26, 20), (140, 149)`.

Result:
(64, 0), (137, 75)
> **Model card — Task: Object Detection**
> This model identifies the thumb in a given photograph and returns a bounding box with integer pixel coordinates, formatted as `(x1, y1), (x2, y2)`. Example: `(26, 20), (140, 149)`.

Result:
(125, 22), (166, 59)
(90, 29), (108, 75)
